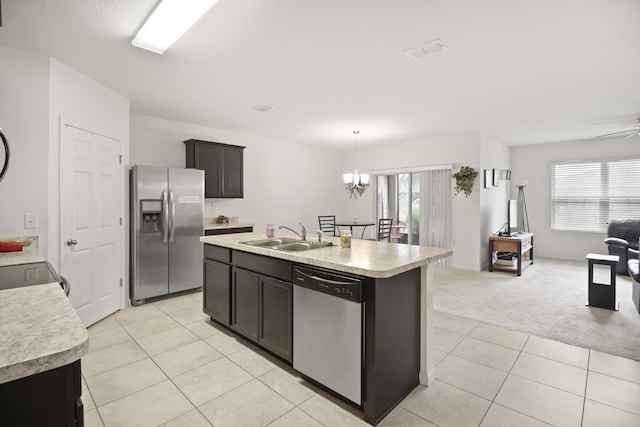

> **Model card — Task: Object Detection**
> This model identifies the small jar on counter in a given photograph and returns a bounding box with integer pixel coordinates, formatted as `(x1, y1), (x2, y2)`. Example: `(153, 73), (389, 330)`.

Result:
(266, 224), (275, 238)
(340, 230), (352, 248)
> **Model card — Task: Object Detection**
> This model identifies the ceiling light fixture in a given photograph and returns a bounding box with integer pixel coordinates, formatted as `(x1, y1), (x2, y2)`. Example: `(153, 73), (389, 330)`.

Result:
(132, 0), (219, 54)
(343, 130), (370, 198)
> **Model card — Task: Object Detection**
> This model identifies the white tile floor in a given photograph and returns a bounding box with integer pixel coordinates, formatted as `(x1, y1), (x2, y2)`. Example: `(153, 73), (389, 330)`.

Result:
(81, 292), (640, 427)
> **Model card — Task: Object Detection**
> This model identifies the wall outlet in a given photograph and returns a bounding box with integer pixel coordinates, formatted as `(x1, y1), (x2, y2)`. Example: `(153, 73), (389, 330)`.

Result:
(25, 267), (37, 283)
(24, 213), (38, 229)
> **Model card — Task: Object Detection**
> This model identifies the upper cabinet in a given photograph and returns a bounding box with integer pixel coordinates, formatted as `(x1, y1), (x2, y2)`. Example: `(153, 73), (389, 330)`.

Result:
(185, 139), (245, 198)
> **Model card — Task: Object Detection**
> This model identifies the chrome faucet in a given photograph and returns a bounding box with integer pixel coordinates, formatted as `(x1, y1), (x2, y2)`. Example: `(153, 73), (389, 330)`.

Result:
(279, 223), (307, 241)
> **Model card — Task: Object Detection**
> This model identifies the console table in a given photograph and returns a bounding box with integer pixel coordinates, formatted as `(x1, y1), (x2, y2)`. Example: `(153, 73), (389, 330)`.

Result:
(488, 233), (534, 276)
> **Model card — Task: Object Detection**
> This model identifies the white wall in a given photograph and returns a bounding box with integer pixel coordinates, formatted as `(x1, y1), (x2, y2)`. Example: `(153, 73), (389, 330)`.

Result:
(48, 59), (130, 270)
(131, 119), (490, 271)
(480, 133), (511, 269)
(511, 136), (639, 260)
(0, 45), (50, 250)
(345, 132), (483, 270)
(131, 115), (344, 236)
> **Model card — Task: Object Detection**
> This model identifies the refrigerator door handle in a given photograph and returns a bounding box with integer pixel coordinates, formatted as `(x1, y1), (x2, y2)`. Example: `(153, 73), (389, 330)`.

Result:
(169, 190), (176, 242)
(161, 190), (169, 243)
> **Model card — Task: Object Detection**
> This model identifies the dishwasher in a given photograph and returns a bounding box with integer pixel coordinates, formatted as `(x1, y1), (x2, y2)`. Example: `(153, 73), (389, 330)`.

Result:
(293, 265), (363, 405)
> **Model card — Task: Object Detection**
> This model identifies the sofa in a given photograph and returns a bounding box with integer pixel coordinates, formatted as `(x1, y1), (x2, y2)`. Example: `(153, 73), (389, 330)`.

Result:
(629, 247), (640, 313)
(605, 219), (640, 274)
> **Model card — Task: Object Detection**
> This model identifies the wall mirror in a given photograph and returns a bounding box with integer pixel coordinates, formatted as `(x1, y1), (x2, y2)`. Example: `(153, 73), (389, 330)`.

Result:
(0, 128), (9, 183)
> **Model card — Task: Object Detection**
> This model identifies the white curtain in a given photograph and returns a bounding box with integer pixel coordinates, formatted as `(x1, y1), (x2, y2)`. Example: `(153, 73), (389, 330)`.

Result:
(419, 169), (452, 266)
(376, 175), (389, 220)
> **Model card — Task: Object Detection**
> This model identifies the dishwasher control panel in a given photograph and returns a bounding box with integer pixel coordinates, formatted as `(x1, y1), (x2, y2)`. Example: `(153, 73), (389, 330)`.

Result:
(293, 266), (362, 303)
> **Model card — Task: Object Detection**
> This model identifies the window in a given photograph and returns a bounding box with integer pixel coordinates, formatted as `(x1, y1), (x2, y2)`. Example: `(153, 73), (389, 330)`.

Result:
(551, 158), (640, 232)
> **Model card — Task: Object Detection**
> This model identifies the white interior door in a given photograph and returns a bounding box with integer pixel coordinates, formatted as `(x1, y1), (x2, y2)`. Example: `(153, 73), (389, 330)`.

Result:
(62, 125), (122, 326)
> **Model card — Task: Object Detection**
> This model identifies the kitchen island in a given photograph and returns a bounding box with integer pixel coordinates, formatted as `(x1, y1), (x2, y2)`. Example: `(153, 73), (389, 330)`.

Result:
(200, 232), (452, 425)
(0, 251), (89, 426)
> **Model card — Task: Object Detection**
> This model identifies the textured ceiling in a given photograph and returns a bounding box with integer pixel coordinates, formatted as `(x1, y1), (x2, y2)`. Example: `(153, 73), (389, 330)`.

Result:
(1, 0), (639, 149)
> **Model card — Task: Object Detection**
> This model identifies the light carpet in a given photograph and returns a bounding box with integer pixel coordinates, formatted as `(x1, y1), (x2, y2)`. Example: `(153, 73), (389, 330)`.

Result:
(433, 257), (640, 361)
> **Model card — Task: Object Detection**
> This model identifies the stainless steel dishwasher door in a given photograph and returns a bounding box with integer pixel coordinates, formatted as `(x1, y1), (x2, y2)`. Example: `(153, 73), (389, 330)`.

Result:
(293, 282), (362, 405)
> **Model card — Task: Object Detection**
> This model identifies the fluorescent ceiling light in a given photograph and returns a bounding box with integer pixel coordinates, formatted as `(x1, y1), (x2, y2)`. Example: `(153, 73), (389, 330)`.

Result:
(132, 0), (219, 54)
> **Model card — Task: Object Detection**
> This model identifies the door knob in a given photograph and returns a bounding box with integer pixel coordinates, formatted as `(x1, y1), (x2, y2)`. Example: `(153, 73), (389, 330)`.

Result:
(66, 239), (78, 246)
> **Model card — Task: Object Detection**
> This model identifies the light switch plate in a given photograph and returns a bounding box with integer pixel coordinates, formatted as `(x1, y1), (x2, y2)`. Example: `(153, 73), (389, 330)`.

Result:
(24, 213), (38, 229)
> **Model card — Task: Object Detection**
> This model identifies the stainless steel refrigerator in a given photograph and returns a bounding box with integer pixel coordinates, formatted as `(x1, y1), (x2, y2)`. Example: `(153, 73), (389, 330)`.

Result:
(130, 165), (204, 304)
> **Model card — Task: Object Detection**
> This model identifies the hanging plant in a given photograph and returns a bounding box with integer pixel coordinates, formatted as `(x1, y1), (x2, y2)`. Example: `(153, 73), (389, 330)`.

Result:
(452, 165), (478, 197)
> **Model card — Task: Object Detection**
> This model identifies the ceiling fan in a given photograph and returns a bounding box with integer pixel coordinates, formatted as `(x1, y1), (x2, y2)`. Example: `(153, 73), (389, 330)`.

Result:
(596, 117), (640, 139)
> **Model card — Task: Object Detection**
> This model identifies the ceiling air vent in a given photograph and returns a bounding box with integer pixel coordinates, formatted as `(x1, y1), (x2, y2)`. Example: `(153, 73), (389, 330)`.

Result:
(405, 39), (446, 60)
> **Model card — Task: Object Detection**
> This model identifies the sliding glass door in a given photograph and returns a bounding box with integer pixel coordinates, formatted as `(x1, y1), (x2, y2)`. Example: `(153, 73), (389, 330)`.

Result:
(376, 168), (451, 255)
(397, 173), (420, 244)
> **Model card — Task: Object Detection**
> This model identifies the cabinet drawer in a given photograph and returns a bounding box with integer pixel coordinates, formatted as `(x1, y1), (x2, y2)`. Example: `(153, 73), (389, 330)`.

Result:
(204, 245), (231, 263)
(233, 251), (293, 282)
(492, 240), (518, 252)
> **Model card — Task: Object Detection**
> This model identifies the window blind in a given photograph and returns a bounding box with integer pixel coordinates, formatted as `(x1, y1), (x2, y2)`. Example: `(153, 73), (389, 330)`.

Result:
(551, 158), (640, 232)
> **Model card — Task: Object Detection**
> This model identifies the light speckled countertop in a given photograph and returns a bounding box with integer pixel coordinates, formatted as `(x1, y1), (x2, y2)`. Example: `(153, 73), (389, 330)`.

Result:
(205, 221), (255, 230)
(0, 250), (89, 384)
(200, 232), (452, 278)
(0, 247), (46, 266)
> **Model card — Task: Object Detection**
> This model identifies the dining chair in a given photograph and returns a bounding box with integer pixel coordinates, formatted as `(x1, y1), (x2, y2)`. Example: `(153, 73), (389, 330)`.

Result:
(318, 215), (339, 236)
(377, 218), (393, 242)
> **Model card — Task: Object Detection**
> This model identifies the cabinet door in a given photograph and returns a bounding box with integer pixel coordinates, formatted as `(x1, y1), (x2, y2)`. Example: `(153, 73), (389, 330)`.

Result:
(194, 143), (222, 198)
(231, 267), (259, 341)
(221, 146), (243, 198)
(0, 360), (82, 426)
(204, 259), (231, 325)
(260, 276), (292, 362)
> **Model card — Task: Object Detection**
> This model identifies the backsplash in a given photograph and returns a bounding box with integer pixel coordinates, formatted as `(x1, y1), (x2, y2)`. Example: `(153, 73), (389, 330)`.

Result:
(205, 216), (240, 225)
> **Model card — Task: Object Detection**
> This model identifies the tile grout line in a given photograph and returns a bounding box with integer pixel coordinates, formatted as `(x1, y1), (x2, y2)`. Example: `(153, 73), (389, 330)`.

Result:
(143, 296), (216, 426)
(581, 350), (591, 427)
(411, 311), (639, 425)
(88, 307), (204, 425)
(479, 333), (562, 426)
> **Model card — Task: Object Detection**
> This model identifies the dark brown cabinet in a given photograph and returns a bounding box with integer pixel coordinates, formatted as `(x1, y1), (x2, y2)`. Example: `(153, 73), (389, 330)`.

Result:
(231, 267), (260, 341)
(204, 259), (231, 325)
(203, 245), (232, 325)
(185, 139), (245, 198)
(204, 248), (293, 362)
(230, 267), (293, 362)
(259, 276), (292, 361)
(0, 359), (83, 426)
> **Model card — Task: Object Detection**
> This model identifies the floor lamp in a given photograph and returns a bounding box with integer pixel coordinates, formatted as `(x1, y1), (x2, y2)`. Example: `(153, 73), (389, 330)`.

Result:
(516, 182), (530, 232)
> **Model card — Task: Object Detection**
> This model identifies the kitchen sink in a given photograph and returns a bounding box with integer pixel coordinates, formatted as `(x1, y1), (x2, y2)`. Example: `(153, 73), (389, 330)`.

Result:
(273, 242), (327, 252)
(242, 238), (329, 252)
(243, 237), (299, 247)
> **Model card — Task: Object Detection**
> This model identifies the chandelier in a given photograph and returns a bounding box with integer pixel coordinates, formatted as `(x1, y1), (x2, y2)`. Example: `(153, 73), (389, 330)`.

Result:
(343, 130), (369, 198)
